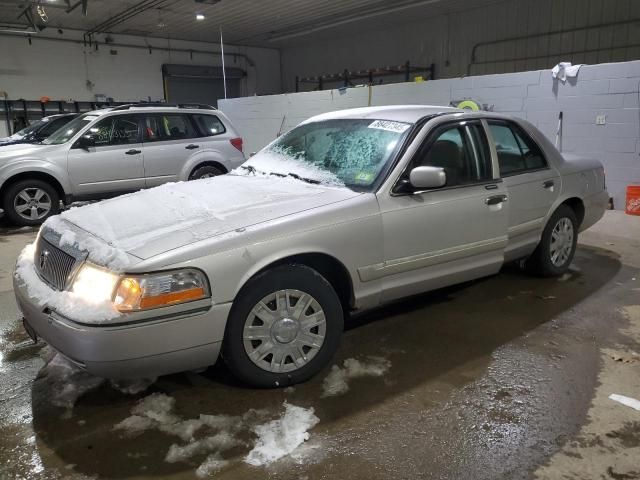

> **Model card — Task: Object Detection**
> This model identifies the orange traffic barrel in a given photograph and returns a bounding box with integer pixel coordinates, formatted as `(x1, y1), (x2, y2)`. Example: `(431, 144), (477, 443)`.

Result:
(626, 185), (640, 215)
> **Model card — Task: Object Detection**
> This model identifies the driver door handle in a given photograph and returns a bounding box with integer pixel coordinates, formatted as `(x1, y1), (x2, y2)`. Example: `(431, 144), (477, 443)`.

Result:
(485, 194), (508, 206)
(125, 149), (141, 155)
(543, 180), (555, 189)
(185, 144), (200, 150)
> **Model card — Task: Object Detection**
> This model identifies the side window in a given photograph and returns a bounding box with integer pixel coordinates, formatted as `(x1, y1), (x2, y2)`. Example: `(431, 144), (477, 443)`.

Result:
(88, 115), (140, 146)
(143, 114), (196, 141)
(488, 122), (547, 176)
(192, 114), (226, 137)
(412, 122), (493, 187)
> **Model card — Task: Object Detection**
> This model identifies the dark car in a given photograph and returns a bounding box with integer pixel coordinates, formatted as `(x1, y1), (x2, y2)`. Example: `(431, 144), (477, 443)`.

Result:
(0, 113), (79, 147)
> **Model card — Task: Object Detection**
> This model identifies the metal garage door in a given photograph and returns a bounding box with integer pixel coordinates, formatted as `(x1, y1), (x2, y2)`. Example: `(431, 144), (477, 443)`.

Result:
(162, 64), (245, 107)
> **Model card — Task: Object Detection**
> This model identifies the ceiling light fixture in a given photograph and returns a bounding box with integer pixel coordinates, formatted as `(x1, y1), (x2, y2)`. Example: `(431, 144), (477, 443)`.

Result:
(195, 13), (205, 21)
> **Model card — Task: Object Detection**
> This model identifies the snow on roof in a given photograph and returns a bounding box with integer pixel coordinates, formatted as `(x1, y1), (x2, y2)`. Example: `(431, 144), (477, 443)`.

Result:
(302, 105), (462, 125)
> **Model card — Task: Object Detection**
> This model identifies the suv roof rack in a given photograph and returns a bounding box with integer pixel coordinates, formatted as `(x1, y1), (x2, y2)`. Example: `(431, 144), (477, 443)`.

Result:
(109, 103), (217, 111)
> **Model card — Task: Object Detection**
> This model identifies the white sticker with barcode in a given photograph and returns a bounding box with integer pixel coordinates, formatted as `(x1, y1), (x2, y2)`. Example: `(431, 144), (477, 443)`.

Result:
(83, 115), (100, 121)
(368, 120), (411, 133)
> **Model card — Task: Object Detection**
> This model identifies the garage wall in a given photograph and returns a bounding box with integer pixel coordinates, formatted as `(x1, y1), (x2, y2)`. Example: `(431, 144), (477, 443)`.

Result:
(0, 29), (281, 105)
(219, 60), (640, 210)
(280, 0), (640, 93)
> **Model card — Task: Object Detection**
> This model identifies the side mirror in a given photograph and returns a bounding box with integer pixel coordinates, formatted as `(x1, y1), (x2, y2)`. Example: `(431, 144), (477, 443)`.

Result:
(409, 166), (446, 189)
(75, 134), (95, 150)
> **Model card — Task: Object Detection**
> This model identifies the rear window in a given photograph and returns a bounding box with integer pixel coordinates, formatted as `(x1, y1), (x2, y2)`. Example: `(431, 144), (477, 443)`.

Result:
(488, 122), (547, 176)
(142, 114), (197, 141)
(193, 114), (226, 137)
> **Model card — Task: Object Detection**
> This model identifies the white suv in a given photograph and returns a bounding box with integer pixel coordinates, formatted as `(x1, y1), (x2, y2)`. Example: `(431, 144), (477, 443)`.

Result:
(0, 104), (245, 226)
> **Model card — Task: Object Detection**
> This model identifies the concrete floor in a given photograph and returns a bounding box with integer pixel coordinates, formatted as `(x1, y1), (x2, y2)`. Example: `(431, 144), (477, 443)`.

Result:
(0, 211), (639, 480)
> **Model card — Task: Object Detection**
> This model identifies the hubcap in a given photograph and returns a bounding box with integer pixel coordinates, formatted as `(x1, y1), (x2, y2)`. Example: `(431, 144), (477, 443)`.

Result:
(243, 289), (326, 373)
(550, 217), (574, 267)
(13, 188), (52, 221)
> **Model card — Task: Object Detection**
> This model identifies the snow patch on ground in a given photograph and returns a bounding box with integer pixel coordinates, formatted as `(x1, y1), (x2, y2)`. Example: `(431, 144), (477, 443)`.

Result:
(245, 403), (319, 466)
(37, 347), (155, 411)
(322, 356), (392, 397)
(114, 395), (319, 475)
(38, 349), (105, 411)
(15, 243), (121, 322)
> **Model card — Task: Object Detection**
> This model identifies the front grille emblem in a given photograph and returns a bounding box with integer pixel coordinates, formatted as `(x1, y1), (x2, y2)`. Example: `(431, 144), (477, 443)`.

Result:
(39, 250), (50, 270)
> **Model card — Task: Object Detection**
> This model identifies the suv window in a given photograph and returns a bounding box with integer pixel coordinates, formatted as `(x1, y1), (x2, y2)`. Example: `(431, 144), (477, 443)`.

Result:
(488, 122), (547, 176)
(143, 114), (196, 141)
(192, 114), (226, 137)
(409, 122), (493, 187)
(38, 116), (73, 138)
(89, 115), (140, 146)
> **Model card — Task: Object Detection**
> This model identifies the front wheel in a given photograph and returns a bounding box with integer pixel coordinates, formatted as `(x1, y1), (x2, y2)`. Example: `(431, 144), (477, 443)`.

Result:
(525, 205), (578, 277)
(222, 264), (343, 388)
(2, 179), (60, 226)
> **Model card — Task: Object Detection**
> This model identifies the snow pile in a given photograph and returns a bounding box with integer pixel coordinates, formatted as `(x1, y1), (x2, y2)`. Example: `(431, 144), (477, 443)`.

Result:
(236, 149), (344, 187)
(37, 348), (156, 411)
(245, 403), (319, 466)
(114, 395), (320, 474)
(44, 216), (131, 271)
(38, 350), (105, 411)
(322, 357), (392, 397)
(14, 243), (121, 322)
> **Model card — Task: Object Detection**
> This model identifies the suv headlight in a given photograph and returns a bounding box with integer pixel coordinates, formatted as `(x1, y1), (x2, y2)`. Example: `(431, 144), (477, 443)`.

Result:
(113, 268), (210, 312)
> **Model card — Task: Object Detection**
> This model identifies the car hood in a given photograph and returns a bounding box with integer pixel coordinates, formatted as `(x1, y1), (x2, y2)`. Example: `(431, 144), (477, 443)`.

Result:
(57, 174), (361, 263)
(0, 142), (55, 158)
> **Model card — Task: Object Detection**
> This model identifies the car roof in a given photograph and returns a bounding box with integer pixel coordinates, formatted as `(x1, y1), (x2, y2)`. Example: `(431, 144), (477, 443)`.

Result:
(302, 105), (464, 125)
(82, 106), (222, 117)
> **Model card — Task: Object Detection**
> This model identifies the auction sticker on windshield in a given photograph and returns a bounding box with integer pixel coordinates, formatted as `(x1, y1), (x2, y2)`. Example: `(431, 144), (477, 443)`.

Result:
(368, 120), (411, 133)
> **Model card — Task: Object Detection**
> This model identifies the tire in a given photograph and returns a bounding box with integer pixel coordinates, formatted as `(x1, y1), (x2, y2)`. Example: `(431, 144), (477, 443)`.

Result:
(2, 179), (60, 226)
(189, 165), (224, 180)
(525, 205), (578, 277)
(222, 264), (344, 388)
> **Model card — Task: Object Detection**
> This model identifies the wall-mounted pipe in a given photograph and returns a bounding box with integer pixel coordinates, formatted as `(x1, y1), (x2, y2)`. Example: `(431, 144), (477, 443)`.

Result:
(0, 31), (256, 66)
(468, 18), (640, 75)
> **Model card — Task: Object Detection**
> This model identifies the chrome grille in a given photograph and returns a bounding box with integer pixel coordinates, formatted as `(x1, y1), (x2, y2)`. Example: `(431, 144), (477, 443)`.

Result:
(34, 237), (78, 291)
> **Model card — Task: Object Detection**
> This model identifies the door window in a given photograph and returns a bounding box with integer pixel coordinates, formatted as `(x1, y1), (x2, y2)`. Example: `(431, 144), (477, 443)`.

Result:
(88, 115), (141, 146)
(409, 122), (493, 187)
(488, 122), (547, 176)
(142, 114), (196, 141)
(192, 114), (226, 137)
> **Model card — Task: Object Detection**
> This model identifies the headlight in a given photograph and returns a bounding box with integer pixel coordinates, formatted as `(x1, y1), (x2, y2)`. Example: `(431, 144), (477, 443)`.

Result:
(113, 268), (209, 312)
(71, 263), (120, 304)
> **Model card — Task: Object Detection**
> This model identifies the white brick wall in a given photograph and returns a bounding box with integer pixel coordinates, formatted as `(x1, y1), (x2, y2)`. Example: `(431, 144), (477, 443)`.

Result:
(220, 59), (640, 210)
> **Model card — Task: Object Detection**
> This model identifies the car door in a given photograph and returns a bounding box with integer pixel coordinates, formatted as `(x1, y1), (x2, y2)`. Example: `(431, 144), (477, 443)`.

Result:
(374, 119), (509, 303)
(486, 120), (560, 261)
(141, 113), (198, 187)
(67, 114), (145, 197)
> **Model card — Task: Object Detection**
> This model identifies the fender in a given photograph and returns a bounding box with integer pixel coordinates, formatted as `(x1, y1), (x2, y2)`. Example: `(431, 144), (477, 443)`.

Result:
(0, 159), (71, 195)
(178, 147), (232, 181)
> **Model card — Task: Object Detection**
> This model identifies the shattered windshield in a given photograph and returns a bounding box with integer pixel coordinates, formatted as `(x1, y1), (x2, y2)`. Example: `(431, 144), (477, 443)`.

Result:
(240, 119), (412, 190)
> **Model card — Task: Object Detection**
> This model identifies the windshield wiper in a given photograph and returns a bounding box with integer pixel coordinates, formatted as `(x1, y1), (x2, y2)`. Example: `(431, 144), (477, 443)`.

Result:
(285, 172), (320, 184)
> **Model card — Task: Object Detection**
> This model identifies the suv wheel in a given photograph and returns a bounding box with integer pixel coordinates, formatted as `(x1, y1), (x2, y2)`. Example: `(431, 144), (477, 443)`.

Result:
(525, 205), (578, 277)
(2, 179), (60, 226)
(190, 165), (224, 180)
(223, 264), (343, 388)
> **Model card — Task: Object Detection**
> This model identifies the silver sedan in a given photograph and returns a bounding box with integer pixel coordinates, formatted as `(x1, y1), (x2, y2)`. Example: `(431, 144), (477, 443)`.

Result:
(14, 105), (608, 387)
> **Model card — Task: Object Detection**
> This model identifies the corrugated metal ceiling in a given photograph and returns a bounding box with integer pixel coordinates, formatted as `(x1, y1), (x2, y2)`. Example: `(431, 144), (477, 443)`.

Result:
(0, 0), (499, 46)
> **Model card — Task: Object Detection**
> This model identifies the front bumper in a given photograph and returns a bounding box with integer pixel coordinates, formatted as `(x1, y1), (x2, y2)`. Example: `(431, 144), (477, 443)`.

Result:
(14, 268), (231, 379)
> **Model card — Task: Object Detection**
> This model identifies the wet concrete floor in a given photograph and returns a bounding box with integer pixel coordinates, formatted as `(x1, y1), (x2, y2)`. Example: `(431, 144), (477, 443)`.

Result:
(0, 213), (639, 480)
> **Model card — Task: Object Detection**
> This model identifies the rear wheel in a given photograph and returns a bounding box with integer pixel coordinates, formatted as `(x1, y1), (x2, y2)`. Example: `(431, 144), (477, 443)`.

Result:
(189, 165), (224, 180)
(525, 205), (578, 277)
(222, 264), (343, 388)
(2, 179), (60, 226)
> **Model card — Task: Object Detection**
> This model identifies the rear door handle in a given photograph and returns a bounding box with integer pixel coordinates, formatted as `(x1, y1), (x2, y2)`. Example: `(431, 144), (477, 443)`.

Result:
(125, 149), (141, 155)
(543, 180), (555, 189)
(185, 144), (199, 150)
(485, 194), (508, 206)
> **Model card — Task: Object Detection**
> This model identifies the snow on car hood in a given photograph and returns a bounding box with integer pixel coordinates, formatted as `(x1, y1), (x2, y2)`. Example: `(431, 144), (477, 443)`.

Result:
(55, 174), (360, 263)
